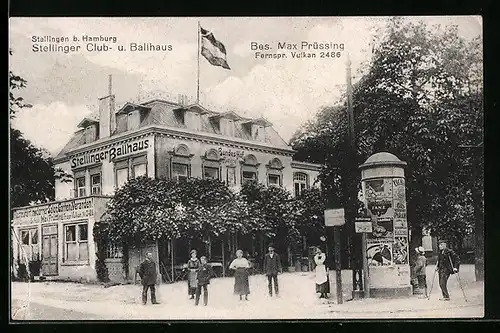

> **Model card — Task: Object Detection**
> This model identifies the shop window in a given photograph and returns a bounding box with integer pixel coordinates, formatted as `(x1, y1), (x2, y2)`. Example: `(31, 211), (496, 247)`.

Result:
(204, 166), (219, 180)
(64, 223), (89, 263)
(294, 172), (309, 197)
(76, 177), (86, 198)
(172, 163), (189, 181)
(91, 173), (101, 195)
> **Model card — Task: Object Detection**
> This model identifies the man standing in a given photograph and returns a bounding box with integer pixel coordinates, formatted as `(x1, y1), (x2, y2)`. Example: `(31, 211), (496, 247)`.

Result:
(264, 244), (282, 297)
(436, 240), (460, 301)
(139, 252), (160, 305)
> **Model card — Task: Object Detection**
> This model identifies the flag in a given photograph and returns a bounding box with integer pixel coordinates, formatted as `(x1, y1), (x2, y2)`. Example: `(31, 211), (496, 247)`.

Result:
(200, 26), (230, 70)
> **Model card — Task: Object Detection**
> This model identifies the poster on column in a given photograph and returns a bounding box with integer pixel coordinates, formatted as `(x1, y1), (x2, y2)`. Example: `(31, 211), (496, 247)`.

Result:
(393, 236), (409, 264)
(364, 178), (394, 243)
(392, 178), (408, 235)
(367, 243), (393, 266)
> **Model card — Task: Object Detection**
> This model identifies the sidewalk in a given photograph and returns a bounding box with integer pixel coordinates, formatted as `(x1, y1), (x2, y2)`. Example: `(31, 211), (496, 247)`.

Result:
(11, 265), (483, 320)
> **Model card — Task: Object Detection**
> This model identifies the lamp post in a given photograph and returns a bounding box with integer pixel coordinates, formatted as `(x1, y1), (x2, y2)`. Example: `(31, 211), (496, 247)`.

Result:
(345, 55), (365, 299)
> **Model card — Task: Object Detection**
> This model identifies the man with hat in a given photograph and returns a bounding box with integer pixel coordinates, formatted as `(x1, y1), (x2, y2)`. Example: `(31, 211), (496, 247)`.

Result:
(414, 246), (427, 298)
(263, 244), (282, 297)
(436, 240), (460, 301)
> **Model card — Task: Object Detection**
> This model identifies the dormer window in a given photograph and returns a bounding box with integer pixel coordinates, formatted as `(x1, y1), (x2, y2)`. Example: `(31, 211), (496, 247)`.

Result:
(242, 118), (272, 142)
(84, 124), (97, 144)
(174, 104), (211, 131)
(127, 110), (140, 131)
(209, 111), (242, 137)
(115, 103), (151, 133)
(77, 116), (99, 143)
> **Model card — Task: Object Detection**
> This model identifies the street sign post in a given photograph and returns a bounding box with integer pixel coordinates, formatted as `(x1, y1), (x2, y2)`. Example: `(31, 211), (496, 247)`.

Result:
(324, 208), (345, 304)
(355, 217), (372, 298)
(324, 208), (345, 226)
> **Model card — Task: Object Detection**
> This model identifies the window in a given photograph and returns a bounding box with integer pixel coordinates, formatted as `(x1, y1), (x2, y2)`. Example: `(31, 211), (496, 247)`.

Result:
(116, 168), (129, 188)
(172, 163), (189, 181)
(21, 230), (29, 245)
(294, 172), (309, 197)
(76, 177), (86, 197)
(268, 174), (281, 186)
(242, 171), (257, 184)
(85, 125), (96, 143)
(226, 167), (236, 185)
(106, 245), (123, 259)
(133, 164), (147, 178)
(127, 111), (140, 131)
(91, 173), (101, 195)
(204, 166), (219, 180)
(64, 223), (88, 262)
(31, 229), (38, 245)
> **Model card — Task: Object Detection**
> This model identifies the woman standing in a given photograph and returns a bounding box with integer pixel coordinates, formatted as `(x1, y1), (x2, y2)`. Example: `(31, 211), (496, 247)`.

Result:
(314, 248), (330, 299)
(187, 249), (200, 299)
(229, 249), (250, 301)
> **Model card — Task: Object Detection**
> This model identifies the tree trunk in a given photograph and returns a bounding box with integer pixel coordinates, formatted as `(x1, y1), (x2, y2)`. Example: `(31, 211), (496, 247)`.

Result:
(473, 188), (484, 281)
(409, 224), (422, 265)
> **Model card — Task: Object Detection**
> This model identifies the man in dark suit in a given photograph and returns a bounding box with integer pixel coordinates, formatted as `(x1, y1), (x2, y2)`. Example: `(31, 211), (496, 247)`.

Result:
(263, 244), (282, 297)
(436, 240), (460, 301)
(139, 252), (160, 305)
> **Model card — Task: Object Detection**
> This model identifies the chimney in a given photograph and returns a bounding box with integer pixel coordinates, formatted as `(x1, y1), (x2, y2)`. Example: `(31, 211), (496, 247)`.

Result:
(98, 75), (116, 138)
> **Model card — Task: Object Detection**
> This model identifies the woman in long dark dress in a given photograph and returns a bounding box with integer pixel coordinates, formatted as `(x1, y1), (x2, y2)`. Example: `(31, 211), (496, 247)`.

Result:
(187, 250), (200, 299)
(314, 248), (330, 299)
(229, 249), (250, 301)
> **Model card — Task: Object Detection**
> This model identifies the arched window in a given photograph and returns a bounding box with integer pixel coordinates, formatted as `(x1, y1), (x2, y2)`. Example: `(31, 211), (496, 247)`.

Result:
(202, 148), (221, 180)
(293, 172), (309, 197)
(266, 158), (284, 187)
(241, 154), (259, 185)
(171, 144), (192, 181)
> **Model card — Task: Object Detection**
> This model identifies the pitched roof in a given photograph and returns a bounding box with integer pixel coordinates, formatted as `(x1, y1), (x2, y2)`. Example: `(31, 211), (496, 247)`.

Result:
(57, 98), (292, 159)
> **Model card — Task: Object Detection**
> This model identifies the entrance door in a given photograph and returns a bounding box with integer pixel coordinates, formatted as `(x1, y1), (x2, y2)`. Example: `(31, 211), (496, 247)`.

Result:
(42, 225), (58, 276)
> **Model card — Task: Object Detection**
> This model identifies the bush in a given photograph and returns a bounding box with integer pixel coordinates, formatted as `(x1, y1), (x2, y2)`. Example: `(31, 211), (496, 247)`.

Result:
(16, 259), (29, 282)
(95, 258), (110, 283)
(28, 257), (42, 281)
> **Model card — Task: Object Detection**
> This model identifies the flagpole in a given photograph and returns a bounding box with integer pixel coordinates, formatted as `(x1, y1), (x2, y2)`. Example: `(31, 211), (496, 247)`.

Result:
(197, 21), (200, 104)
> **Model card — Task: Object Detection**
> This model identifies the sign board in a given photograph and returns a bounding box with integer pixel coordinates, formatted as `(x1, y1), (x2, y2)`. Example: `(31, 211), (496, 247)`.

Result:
(355, 217), (372, 233)
(12, 198), (94, 225)
(324, 208), (345, 226)
(70, 137), (151, 169)
(355, 222), (373, 233)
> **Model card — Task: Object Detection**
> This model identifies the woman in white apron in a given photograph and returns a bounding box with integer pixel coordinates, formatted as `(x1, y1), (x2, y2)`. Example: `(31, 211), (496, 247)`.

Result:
(186, 250), (200, 299)
(314, 248), (330, 299)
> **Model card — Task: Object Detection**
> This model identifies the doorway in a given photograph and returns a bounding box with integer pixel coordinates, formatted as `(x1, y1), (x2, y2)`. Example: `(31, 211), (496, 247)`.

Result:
(41, 225), (58, 276)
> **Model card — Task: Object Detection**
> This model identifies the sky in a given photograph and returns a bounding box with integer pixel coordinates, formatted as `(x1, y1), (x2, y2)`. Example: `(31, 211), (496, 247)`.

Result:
(9, 16), (481, 156)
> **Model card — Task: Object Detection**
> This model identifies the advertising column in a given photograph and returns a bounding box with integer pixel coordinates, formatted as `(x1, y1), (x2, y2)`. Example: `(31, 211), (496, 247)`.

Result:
(359, 152), (411, 297)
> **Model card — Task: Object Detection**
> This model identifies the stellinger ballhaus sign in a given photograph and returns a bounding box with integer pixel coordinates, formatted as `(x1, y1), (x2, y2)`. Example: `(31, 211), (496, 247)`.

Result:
(12, 198), (94, 225)
(71, 138), (150, 169)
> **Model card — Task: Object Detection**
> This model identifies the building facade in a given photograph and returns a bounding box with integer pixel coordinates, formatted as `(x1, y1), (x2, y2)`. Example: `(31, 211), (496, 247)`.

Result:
(11, 93), (322, 282)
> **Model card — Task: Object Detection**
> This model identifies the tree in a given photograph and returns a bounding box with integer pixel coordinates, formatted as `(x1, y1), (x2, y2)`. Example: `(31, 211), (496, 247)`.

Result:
(9, 50), (72, 208)
(290, 18), (483, 276)
(102, 177), (259, 247)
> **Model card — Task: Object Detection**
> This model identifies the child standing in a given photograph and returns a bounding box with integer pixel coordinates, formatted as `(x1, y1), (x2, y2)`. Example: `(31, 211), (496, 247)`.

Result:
(195, 256), (215, 306)
(414, 246), (428, 298)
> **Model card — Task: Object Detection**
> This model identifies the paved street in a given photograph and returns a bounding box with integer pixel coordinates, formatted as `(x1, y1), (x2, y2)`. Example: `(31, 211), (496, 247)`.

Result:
(11, 265), (483, 320)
